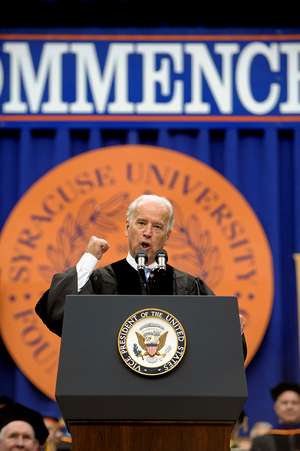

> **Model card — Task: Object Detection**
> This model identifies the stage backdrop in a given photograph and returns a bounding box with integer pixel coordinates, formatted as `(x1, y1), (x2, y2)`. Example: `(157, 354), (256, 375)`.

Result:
(0, 29), (300, 432)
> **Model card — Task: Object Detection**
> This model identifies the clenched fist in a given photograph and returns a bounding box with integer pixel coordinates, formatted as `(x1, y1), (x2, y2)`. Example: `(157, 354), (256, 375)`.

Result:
(86, 236), (110, 260)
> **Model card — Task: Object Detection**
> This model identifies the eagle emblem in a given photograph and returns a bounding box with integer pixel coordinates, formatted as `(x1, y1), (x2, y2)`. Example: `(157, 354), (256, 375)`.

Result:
(133, 322), (171, 363)
(118, 309), (186, 375)
(135, 330), (168, 358)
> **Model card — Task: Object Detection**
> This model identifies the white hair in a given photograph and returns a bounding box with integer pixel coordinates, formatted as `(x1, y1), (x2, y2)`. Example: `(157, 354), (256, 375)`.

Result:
(126, 194), (174, 232)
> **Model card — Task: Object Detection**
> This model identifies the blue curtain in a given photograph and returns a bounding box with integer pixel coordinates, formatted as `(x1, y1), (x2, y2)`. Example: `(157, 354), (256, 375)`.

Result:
(0, 126), (299, 429)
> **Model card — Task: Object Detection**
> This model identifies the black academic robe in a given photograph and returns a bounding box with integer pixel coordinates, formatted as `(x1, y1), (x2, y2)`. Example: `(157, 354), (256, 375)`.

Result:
(250, 430), (300, 451)
(35, 259), (213, 336)
(35, 258), (247, 358)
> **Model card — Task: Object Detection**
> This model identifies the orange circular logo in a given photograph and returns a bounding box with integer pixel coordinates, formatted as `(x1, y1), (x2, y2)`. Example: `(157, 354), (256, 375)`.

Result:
(0, 145), (274, 399)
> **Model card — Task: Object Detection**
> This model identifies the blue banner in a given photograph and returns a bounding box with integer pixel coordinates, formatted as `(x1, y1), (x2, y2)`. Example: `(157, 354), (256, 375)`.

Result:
(0, 30), (300, 128)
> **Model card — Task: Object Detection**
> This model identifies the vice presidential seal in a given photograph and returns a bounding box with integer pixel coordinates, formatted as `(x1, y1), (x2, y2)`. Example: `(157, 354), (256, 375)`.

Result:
(118, 308), (186, 375)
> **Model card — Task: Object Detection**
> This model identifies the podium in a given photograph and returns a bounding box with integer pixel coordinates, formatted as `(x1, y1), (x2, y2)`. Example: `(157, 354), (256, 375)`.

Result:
(56, 295), (247, 451)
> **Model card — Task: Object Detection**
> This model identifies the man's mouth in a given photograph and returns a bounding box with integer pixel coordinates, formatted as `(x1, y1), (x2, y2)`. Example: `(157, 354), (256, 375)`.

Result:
(140, 242), (150, 250)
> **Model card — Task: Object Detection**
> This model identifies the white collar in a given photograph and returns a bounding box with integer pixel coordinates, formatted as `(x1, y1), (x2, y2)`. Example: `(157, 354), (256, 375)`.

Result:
(126, 252), (158, 271)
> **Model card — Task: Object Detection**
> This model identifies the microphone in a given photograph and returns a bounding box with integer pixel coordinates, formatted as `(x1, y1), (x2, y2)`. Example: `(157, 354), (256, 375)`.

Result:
(155, 249), (168, 273)
(135, 250), (148, 281)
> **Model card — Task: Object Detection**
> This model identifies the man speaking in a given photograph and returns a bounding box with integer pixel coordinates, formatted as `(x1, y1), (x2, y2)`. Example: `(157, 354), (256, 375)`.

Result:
(35, 194), (246, 355)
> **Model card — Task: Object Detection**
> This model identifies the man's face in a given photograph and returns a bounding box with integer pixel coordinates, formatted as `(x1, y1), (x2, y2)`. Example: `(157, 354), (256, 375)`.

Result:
(274, 390), (300, 425)
(0, 421), (39, 451)
(125, 200), (171, 265)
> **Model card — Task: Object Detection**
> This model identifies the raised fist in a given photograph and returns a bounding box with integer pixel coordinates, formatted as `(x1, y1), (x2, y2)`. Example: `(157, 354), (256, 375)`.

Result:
(86, 236), (110, 260)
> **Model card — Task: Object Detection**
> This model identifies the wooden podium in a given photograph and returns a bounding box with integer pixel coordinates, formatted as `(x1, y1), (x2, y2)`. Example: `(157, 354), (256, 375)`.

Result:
(68, 420), (233, 451)
(56, 295), (247, 451)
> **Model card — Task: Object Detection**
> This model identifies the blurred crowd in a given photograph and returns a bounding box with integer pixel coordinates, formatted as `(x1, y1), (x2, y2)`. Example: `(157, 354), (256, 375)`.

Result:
(0, 396), (71, 451)
(231, 382), (300, 451)
(1, 381), (300, 451)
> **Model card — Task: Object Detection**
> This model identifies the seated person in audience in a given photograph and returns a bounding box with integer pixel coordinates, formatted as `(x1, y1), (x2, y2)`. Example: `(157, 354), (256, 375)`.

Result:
(250, 382), (300, 451)
(0, 402), (48, 451)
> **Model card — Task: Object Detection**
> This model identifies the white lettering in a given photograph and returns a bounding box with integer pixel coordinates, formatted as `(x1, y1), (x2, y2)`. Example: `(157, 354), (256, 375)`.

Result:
(3, 42), (69, 113)
(0, 38), (299, 118)
(136, 43), (183, 113)
(69, 43), (134, 114)
(279, 43), (300, 113)
(185, 43), (239, 114)
(236, 42), (280, 115)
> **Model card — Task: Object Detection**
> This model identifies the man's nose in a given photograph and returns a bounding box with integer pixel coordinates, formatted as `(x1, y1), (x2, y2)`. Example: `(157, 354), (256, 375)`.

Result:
(143, 225), (152, 236)
(16, 437), (25, 447)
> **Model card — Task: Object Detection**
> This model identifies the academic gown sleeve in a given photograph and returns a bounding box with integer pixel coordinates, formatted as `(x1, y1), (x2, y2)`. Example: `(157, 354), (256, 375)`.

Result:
(172, 267), (215, 296)
(35, 265), (118, 337)
(250, 433), (293, 451)
(35, 266), (79, 337)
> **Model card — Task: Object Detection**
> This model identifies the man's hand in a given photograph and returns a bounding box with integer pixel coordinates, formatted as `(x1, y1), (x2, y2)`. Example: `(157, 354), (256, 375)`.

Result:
(43, 420), (64, 451)
(86, 236), (110, 260)
(239, 314), (245, 334)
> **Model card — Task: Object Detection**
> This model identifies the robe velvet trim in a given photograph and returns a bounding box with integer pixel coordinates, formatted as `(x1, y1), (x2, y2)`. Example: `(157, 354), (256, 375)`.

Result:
(111, 259), (173, 295)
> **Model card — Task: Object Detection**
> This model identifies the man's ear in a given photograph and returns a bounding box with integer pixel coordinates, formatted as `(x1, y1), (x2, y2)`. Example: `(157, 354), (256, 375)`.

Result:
(33, 439), (40, 451)
(165, 231), (171, 245)
(125, 220), (129, 237)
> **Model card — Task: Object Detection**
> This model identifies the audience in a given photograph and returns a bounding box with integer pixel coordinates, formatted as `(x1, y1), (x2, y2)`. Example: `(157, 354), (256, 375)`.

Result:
(0, 398), (72, 451)
(250, 382), (300, 450)
(0, 402), (49, 451)
(3, 382), (300, 450)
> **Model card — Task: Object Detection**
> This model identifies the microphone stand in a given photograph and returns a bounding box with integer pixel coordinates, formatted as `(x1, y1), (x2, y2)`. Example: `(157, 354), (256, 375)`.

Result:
(135, 250), (148, 285)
